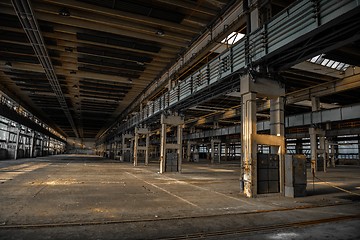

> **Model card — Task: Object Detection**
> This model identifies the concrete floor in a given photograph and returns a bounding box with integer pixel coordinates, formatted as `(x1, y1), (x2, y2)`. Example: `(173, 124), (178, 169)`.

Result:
(0, 155), (359, 239)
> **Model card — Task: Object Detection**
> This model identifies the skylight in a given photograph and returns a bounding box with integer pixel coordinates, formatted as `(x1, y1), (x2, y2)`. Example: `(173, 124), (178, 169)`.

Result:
(221, 32), (245, 45)
(308, 54), (350, 71)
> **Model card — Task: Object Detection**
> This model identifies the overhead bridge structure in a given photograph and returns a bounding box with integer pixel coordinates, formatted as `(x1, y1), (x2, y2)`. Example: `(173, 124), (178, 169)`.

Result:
(102, 0), (360, 141)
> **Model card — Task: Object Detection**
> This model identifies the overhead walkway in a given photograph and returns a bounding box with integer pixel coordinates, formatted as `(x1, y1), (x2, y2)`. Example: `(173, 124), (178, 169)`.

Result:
(102, 0), (360, 143)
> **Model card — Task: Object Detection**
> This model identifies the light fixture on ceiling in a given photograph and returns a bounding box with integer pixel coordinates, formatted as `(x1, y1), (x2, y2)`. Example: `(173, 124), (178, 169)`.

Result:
(5, 62), (12, 68)
(136, 61), (145, 66)
(59, 8), (70, 17)
(155, 29), (165, 36)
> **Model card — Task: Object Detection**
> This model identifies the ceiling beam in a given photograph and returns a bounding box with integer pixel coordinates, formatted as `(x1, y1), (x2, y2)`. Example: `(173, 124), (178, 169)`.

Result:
(156, 0), (218, 16)
(31, 2), (195, 42)
(38, 0), (199, 34)
(11, 0), (79, 138)
(286, 73), (360, 104)
(0, 3), (189, 48)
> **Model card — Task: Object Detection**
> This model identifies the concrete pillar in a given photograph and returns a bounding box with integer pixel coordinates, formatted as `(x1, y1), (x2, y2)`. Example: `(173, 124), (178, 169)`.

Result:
(241, 91), (257, 197)
(270, 97), (285, 154)
(40, 135), (44, 157)
(177, 124), (183, 172)
(114, 140), (118, 159)
(159, 114), (184, 173)
(134, 127), (150, 166)
(211, 139), (221, 164)
(187, 141), (192, 162)
(309, 128), (317, 173)
(330, 144), (336, 167)
(224, 142), (228, 161)
(211, 139), (215, 164)
(240, 74), (285, 197)
(145, 133), (149, 165)
(250, 7), (260, 32)
(121, 133), (133, 162)
(14, 128), (20, 160)
(358, 136), (360, 165)
(311, 96), (320, 111)
(134, 131), (139, 166)
(121, 134), (126, 161)
(295, 139), (302, 154)
(319, 135), (326, 172)
(130, 138), (134, 162)
(310, 127), (326, 173)
(29, 131), (35, 158)
(217, 141), (221, 164)
(160, 120), (166, 174)
(334, 144), (339, 165)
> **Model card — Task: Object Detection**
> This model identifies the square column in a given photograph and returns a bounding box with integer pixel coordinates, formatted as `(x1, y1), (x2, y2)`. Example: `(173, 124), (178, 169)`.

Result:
(211, 139), (221, 164)
(29, 131), (35, 158)
(134, 132), (139, 166)
(121, 133), (133, 162)
(40, 135), (44, 157)
(295, 139), (302, 154)
(134, 127), (150, 166)
(309, 128), (326, 172)
(14, 128), (20, 160)
(187, 141), (192, 162)
(241, 92), (257, 197)
(240, 74), (285, 198)
(145, 133), (150, 165)
(160, 120), (167, 173)
(177, 124), (183, 172)
(160, 114), (184, 173)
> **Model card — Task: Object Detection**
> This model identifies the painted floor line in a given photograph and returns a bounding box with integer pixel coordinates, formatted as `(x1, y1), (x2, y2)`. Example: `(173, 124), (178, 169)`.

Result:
(126, 172), (202, 209)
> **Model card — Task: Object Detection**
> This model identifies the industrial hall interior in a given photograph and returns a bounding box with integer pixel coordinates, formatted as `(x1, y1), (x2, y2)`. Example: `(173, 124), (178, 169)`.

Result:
(0, 0), (360, 239)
